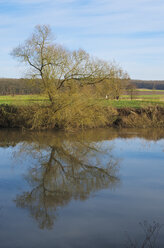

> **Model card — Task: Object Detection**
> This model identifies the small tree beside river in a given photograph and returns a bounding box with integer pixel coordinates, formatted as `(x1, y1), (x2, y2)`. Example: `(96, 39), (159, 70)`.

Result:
(11, 25), (129, 130)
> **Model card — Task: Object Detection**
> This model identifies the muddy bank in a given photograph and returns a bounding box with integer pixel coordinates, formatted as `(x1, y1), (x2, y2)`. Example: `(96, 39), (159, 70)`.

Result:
(0, 104), (164, 129)
(115, 106), (164, 128)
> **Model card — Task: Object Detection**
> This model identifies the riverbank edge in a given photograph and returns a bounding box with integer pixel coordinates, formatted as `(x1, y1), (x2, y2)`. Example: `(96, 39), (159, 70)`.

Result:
(0, 104), (164, 129)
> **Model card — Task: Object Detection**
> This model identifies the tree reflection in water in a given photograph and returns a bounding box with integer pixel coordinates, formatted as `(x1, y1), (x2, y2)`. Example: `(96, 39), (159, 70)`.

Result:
(126, 221), (163, 248)
(13, 131), (120, 229)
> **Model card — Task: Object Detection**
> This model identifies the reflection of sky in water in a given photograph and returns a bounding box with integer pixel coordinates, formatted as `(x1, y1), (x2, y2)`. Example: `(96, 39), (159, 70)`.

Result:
(0, 130), (164, 248)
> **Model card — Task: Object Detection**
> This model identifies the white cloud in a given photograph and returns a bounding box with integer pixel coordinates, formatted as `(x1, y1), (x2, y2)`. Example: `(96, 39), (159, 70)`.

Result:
(0, 0), (164, 79)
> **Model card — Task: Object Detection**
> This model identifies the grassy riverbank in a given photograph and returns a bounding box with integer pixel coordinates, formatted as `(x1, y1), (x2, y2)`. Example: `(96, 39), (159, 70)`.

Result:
(0, 91), (164, 130)
(0, 103), (164, 130)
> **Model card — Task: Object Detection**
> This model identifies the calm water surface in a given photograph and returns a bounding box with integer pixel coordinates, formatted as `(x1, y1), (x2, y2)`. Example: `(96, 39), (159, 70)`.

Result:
(0, 128), (164, 248)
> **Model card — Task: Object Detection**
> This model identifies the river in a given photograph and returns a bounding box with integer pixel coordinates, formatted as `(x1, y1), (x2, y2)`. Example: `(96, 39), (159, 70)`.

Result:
(0, 128), (164, 248)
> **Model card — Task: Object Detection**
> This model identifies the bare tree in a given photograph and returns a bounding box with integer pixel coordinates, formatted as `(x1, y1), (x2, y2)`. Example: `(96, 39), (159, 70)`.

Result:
(126, 82), (137, 100)
(11, 25), (115, 103)
(11, 25), (129, 130)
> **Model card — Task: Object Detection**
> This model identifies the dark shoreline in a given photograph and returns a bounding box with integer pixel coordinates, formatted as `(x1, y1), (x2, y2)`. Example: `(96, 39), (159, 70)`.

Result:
(0, 104), (164, 130)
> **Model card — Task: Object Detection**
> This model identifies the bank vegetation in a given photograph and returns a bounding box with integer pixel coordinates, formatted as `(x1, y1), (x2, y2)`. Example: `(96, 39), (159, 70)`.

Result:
(0, 104), (164, 130)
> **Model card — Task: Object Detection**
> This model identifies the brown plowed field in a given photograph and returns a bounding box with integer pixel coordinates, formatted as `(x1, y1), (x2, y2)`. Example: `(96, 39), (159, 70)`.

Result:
(136, 90), (164, 95)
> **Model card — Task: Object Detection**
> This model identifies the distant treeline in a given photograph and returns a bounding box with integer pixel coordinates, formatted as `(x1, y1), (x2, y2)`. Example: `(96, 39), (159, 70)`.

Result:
(131, 80), (164, 90)
(0, 78), (164, 95)
(0, 78), (41, 95)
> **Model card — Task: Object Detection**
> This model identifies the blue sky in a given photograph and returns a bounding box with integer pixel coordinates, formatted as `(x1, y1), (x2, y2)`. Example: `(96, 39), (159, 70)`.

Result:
(0, 0), (164, 80)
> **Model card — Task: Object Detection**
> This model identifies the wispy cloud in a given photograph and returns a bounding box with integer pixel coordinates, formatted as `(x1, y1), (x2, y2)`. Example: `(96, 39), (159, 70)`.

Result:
(0, 0), (164, 79)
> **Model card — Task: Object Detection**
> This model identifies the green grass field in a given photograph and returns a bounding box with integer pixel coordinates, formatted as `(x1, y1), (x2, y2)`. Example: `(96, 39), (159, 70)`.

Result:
(0, 91), (164, 108)
(103, 88), (164, 108)
(136, 89), (164, 92)
(101, 99), (164, 108)
(121, 89), (164, 104)
(0, 94), (49, 105)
